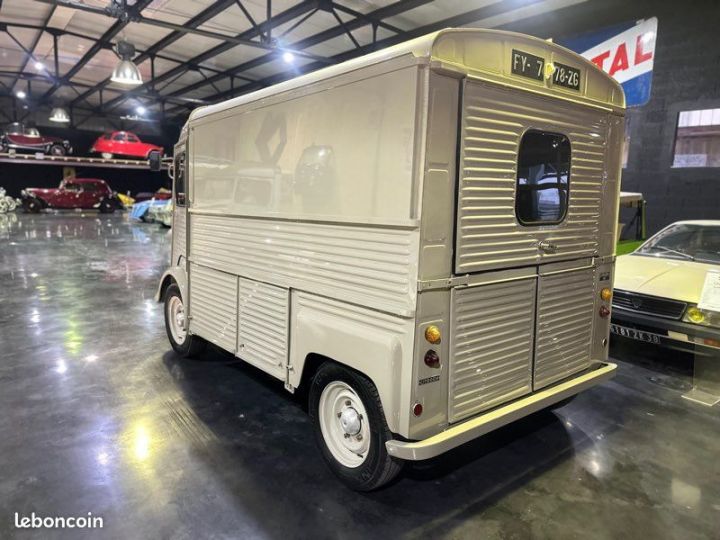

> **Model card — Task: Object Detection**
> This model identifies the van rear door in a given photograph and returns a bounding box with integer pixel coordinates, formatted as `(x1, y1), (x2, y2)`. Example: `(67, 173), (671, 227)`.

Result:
(447, 80), (613, 423)
(454, 80), (609, 274)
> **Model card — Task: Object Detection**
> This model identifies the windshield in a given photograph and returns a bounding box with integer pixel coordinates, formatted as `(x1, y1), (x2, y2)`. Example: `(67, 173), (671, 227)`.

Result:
(636, 223), (720, 264)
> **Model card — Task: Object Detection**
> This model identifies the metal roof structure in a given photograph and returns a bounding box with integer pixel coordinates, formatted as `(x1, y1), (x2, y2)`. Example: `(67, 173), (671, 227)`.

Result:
(0, 0), (588, 130)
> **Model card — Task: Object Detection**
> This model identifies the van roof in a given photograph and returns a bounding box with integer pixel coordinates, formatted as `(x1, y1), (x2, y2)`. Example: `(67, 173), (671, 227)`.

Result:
(190, 28), (624, 123)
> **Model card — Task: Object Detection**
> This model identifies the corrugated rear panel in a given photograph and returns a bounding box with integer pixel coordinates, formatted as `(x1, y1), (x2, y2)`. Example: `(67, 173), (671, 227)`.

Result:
(188, 263), (237, 352)
(449, 278), (536, 422)
(190, 214), (418, 315)
(237, 278), (289, 380)
(455, 81), (609, 273)
(534, 268), (596, 389)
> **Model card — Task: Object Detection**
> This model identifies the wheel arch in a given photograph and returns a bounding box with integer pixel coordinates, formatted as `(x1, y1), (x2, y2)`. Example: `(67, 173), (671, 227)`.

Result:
(156, 265), (187, 303)
(288, 298), (411, 435)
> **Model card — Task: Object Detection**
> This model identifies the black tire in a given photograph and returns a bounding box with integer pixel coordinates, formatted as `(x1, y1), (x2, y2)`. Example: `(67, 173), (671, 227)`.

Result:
(22, 198), (41, 213)
(163, 284), (206, 357)
(98, 198), (116, 214)
(49, 144), (66, 156)
(309, 363), (403, 491)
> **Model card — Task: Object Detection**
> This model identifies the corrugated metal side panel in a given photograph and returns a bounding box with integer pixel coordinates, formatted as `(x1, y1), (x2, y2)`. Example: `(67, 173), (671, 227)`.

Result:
(534, 268), (596, 389)
(237, 278), (288, 380)
(455, 82), (609, 273)
(449, 278), (536, 422)
(188, 263), (237, 352)
(172, 209), (186, 263)
(190, 214), (418, 316)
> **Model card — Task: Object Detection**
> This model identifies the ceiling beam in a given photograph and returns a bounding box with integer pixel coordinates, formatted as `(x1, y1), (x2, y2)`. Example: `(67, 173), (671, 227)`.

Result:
(160, 0), (433, 106)
(9, 4), (56, 91)
(37, 0), (155, 103)
(166, 0), (546, 115)
(67, 0), (239, 109)
(98, 0), (321, 114)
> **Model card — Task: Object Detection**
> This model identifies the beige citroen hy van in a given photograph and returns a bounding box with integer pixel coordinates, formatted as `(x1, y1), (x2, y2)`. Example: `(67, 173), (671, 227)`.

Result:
(157, 28), (624, 490)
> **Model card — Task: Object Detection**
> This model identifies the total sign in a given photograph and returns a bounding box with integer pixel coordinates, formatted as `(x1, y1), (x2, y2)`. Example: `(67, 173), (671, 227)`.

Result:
(558, 17), (658, 107)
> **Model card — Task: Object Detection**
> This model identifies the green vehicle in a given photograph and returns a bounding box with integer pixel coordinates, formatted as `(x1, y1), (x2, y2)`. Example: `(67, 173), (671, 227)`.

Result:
(617, 192), (646, 255)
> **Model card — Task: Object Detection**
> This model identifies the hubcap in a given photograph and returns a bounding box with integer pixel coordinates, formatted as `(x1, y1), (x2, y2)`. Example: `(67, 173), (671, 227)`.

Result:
(167, 295), (187, 345)
(318, 381), (370, 468)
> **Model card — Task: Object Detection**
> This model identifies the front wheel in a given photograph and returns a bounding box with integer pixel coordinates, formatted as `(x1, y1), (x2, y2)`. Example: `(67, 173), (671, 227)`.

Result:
(309, 363), (403, 491)
(164, 284), (206, 357)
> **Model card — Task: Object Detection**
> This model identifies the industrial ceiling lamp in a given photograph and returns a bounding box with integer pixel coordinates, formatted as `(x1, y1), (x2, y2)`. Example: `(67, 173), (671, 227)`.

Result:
(111, 41), (142, 85)
(49, 107), (71, 123)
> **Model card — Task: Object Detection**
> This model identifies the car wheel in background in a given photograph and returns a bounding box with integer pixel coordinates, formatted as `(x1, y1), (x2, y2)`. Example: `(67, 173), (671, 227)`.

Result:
(22, 198), (41, 213)
(98, 199), (116, 214)
(49, 144), (66, 156)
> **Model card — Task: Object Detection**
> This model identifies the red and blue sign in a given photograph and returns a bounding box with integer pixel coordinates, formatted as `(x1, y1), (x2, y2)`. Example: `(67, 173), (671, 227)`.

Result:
(558, 17), (658, 107)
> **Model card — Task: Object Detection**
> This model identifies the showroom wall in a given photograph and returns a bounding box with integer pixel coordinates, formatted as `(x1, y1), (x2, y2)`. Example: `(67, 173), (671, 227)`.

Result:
(506, 0), (720, 234)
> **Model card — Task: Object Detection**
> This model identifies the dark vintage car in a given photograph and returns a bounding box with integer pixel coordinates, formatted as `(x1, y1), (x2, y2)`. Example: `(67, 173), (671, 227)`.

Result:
(21, 178), (120, 213)
(0, 123), (72, 155)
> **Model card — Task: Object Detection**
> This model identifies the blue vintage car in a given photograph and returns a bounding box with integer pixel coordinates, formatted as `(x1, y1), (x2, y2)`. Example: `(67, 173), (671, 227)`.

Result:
(129, 199), (170, 222)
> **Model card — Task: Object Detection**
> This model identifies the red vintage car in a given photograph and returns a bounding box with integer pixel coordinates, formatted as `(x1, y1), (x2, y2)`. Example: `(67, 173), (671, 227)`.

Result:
(90, 131), (163, 160)
(0, 122), (72, 155)
(21, 178), (120, 213)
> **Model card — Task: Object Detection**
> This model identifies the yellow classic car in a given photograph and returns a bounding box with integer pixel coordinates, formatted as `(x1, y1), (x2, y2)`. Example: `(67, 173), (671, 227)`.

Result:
(611, 220), (720, 356)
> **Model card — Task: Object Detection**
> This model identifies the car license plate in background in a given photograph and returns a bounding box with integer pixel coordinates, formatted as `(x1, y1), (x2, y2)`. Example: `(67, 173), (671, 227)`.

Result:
(610, 324), (660, 344)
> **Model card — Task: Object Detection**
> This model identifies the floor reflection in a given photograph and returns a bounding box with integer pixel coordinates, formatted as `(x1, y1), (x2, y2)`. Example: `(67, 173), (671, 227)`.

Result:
(0, 213), (718, 539)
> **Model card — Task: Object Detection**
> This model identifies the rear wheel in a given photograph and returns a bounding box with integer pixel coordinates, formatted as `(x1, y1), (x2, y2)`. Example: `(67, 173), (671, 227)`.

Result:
(164, 284), (206, 357)
(49, 144), (66, 156)
(98, 198), (116, 214)
(309, 363), (403, 491)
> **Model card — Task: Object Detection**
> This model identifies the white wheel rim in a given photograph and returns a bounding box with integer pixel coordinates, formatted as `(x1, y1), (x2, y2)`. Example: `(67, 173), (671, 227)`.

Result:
(168, 295), (187, 345)
(318, 381), (371, 468)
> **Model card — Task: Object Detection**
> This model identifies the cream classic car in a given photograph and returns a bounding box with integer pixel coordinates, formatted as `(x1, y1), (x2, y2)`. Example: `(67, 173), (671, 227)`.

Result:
(611, 221), (720, 356)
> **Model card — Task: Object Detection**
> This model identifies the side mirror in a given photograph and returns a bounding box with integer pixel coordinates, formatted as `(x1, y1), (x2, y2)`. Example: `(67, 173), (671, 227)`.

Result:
(148, 150), (162, 172)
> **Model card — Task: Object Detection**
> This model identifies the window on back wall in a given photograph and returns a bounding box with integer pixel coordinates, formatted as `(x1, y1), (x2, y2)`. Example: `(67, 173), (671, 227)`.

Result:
(672, 108), (720, 168)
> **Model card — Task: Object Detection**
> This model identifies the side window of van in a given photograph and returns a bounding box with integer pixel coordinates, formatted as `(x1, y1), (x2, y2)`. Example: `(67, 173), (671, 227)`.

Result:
(175, 153), (186, 206)
(515, 130), (570, 225)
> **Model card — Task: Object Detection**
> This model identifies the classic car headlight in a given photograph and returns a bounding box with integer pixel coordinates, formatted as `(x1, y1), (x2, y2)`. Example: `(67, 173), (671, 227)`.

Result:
(682, 306), (720, 328)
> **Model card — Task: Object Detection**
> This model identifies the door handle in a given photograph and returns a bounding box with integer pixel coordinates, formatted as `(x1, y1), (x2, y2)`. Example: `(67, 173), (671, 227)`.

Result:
(538, 240), (558, 253)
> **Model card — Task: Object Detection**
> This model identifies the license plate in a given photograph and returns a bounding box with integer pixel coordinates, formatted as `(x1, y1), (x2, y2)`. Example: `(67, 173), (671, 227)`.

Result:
(511, 49), (544, 81)
(610, 324), (661, 344)
(552, 62), (581, 90)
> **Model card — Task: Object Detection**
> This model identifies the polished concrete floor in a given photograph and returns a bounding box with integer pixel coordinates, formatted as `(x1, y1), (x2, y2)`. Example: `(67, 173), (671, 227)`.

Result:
(0, 212), (718, 540)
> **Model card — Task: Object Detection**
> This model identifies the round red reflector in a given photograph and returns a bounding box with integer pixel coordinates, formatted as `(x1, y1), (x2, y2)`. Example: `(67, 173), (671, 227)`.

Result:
(412, 402), (423, 417)
(599, 305), (611, 318)
(424, 350), (440, 368)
